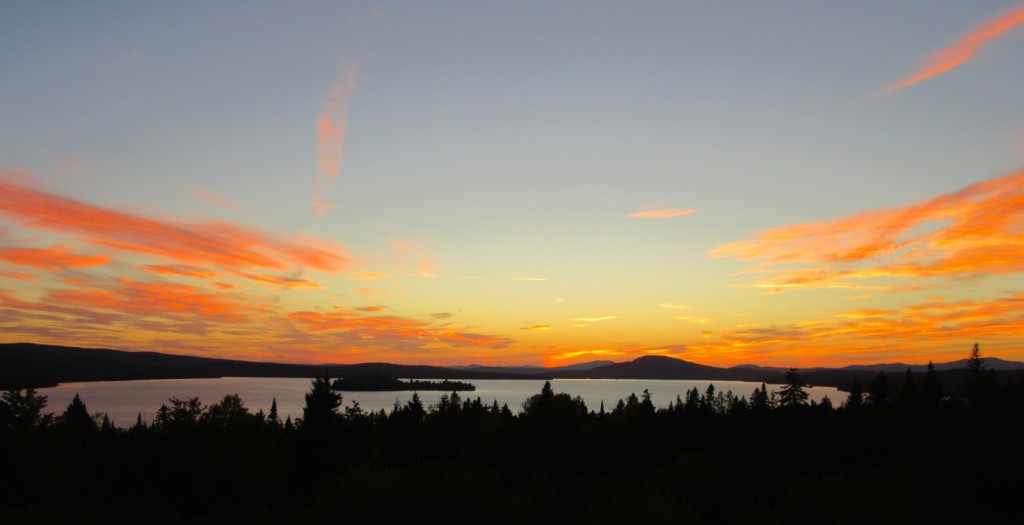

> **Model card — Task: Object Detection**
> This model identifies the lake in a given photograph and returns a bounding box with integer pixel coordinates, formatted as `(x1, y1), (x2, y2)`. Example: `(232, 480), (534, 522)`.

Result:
(39, 377), (843, 426)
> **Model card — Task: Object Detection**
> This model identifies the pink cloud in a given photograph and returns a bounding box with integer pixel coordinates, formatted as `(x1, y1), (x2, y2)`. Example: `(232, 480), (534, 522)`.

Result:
(314, 60), (362, 218)
(887, 7), (1024, 92)
(627, 208), (697, 219)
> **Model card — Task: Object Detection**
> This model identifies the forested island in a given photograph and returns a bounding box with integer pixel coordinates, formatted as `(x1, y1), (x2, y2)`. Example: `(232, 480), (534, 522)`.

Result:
(2, 345), (1021, 523)
(332, 374), (475, 391)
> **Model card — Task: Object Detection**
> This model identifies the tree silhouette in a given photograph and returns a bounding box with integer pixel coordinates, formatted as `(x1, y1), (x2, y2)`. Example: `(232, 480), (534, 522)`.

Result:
(59, 393), (97, 432)
(778, 368), (809, 407)
(964, 343), (990, 405)
(868, 371), (890, 404)
(844, 378), (863, 411)
(203, 394), (250, 426)
(922, 362), (944, 405)
(750, 383), (771, 412)
(268, 397), (281, 427)
(1, 388), (51, 431)
(302, 373), (342, 431)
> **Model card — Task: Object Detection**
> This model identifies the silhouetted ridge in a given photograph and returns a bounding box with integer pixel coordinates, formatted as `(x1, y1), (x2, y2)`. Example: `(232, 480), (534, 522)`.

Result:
(556, 355), (784, 382)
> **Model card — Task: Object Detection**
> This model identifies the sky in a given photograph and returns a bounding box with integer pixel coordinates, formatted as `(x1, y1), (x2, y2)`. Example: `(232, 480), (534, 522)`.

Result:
(2, 2), (1023, 368)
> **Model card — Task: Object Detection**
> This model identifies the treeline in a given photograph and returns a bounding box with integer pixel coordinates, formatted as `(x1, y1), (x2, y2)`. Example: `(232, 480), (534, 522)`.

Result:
(2, 346), (1022, 524)
(330, 374), (476, 391)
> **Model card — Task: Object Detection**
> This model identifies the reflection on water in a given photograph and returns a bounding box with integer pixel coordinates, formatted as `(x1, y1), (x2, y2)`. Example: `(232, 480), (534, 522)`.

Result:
(39, 377), (842, 426)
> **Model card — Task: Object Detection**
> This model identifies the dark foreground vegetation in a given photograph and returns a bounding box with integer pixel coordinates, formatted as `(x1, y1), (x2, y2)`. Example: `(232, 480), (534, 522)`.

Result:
(2, 345), (1022, 524)
(331, 374), (475, 391)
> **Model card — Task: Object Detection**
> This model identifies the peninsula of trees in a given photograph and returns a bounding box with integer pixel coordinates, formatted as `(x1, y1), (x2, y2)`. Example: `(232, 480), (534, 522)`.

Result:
(331, 374), (475, 391)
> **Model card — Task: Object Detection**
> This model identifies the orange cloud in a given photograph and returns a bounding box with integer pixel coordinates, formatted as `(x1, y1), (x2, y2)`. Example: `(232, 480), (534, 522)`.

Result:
(627, 208), (697, 219)
(0, 244), (109, 270)
(47, 278), (263, 324)
(0, 271), (37, 281)
(314, 60), (362, 218)
(709, 169), (1024, 291)
(0, 176), (349, 273)
(231, 271), (321, 289)
(355, 287), (388, 296)
(887, 7), (1024, 92)
(522, 324), (553, 331)
(684, 293), (1024, 367)
(286, 309), (511, 348)
(143, 265), (218, 279)
(352, 271), (390, 281)
(547, 349), (626, 362)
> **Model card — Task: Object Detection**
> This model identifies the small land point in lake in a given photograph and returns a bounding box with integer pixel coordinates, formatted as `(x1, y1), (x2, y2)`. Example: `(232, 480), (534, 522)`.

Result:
(331, 374), (476, 391)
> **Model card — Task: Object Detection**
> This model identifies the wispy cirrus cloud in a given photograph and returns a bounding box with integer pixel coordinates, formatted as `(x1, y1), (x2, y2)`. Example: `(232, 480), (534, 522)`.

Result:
(573, 315), (617, 323)
(886, 7), (1024, 92)
(547, 349), (626, 362)
(522, 324), (553, 331)
(286, 309), (512, 349)
(627, 208), (697, 219)
(231, 271), (322, 289)
(709, 169), (1024, 292)
(314, 60), (362, 218)
(0, 175), (350, 273)
(143, 265), (219, 279)
(0, 245), (109, 270)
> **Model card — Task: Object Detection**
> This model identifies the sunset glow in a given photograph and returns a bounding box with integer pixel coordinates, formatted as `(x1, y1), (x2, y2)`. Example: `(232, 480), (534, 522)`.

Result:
(2, 4), (1022, 367)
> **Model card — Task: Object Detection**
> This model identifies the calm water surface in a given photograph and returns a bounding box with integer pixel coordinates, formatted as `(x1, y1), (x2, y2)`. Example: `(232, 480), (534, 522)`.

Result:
(40, 377), (842, 426)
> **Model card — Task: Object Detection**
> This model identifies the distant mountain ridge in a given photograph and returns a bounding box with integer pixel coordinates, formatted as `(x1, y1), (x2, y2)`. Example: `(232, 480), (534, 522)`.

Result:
(2, 342), (1022, 392)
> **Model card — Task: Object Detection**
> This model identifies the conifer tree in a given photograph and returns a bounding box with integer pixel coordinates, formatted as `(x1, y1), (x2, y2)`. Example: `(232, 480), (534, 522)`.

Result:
(778, 368), (809, 407)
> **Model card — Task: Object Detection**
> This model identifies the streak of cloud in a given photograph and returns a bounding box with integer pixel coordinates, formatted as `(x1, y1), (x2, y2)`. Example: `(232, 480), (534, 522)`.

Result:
(286, 310), (511, 348)
(657, 302), (693, 310)
(627, 208), (697, 219)
(314, 60), (362, 218)
(522, 324), (553, 331)
(548, 349), (626, 361)
(143, 265), (218, 279)
(0, 175), (350, 273)
(0, 245), (109, 270)
(886, 7), (1024, 92)
(709, 169), (1024, 291)
(573, 316), (617, 323)
(231, 271), (322, 289)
